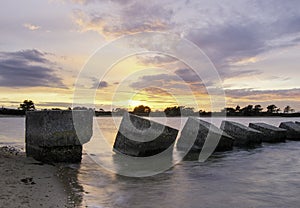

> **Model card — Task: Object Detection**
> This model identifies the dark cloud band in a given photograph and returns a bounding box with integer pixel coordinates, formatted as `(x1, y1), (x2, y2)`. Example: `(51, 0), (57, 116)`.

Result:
(0, 49), (66, 88)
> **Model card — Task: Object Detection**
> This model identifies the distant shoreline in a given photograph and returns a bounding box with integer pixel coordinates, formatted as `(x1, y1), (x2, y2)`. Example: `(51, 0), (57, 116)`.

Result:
(0, 114), (300, 118)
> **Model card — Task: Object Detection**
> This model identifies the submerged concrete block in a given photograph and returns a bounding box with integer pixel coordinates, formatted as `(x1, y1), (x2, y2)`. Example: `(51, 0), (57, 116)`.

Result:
(113, 113), (178, 157)
(26, 110), (93, 163)
(220, 121), (263, 147)
(279, 122), (300, 141)
(177, 118), (234, 153)
(249, 123), (286, 143)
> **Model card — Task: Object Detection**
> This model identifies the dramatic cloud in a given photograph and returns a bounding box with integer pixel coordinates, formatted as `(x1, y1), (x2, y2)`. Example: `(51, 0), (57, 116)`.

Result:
(129, 68), (208, 95)
(130, 67), (261, 92)
(72, 0), (173, 37)
(60, 0), (300, 110)
(184, 1), (300, 68)
(68, 0), (300, 88)
(1, 0), (299, 110)
(0, 49), (66, 88)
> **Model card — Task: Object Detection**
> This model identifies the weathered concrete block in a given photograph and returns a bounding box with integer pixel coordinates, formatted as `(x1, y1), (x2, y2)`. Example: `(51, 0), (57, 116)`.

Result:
(113, 113), (178, 157)
(177, 118), (234, 153)
(249, 123), (286, 143)
(220, 121), (263, 147)
(279, 122), (300, 141)
(26, 110), (93, 147)
(26, 144), (82, 163)
(26, 110), (93, 163)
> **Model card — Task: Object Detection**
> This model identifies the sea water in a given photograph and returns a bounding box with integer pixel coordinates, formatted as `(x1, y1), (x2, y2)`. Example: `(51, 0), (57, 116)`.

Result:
(1, 117), (300, 208)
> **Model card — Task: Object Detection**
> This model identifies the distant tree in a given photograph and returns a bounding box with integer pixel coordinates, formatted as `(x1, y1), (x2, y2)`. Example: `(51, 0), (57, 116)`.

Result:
(241, 105), (253, 115)
(181, 107), (195, 116)
(235, 105), (241, 112)
(51, 108), (61, 110)
(164, 106), (195, 116)
(276, 108), (281, 113)
(19, 100), (35, 111)
(164, 106), (181, 116)
(133, 105), (151, 116)
(284, 106), (291, 113)
(73, 106), (88, 110)
(254, 105), (263, 113)
(267, 104), (277, 113)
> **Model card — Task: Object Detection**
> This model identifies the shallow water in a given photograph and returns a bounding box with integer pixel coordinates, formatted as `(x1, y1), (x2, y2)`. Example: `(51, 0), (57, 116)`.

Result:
(1, 117), (300, 207)
(0, 117), (25, 148)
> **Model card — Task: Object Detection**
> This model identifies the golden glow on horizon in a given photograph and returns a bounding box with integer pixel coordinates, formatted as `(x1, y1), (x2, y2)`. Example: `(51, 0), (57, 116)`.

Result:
(128, 100), (144, 109)
(1, 50), (299, 112)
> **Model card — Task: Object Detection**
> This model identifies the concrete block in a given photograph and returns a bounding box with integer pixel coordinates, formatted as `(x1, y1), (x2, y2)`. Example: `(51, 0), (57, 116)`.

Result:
(177, 118), (234, 153)
(295, 121), (300, 126)
(25, 110), (93, 163)
(26, 110), (93, 147)
(249, 123), (286, 143)
(113, 113), (178, 157)
(279, 122), (300, 141)
(26, 144), (82, 163)
(221, 121), (263, 147)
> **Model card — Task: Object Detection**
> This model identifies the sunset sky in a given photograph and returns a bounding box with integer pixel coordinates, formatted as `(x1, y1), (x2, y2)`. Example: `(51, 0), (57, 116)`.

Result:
(0, 0), (299, 111)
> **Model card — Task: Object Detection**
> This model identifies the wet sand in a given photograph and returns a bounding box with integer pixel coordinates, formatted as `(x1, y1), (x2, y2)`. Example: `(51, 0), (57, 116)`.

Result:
(0, 146), (71, 208)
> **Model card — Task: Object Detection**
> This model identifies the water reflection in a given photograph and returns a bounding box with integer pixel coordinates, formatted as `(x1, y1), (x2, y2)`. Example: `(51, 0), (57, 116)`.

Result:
(111, 150), (174, 177)
(58, 163), (85, 207)
(1, 117), (300, 207)
(76, 140), (300, 208)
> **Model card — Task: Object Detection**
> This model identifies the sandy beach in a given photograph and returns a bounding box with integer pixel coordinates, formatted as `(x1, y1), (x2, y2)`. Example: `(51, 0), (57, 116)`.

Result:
(0, 146), (71, 208)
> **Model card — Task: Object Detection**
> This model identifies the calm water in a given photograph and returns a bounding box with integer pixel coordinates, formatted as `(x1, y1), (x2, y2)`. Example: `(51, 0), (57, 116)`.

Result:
(1, 117), (300, 208)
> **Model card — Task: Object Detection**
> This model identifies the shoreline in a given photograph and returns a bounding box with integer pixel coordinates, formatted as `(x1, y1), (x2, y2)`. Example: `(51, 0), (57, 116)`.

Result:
(0, 146), (75, 207)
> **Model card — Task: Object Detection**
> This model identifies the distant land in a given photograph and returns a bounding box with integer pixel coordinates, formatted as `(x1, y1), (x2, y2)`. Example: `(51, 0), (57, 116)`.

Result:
(1, 102), (299, 117)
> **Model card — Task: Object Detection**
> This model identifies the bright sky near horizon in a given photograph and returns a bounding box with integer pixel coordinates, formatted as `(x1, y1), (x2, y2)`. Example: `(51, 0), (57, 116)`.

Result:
(0, 0), (299, 111)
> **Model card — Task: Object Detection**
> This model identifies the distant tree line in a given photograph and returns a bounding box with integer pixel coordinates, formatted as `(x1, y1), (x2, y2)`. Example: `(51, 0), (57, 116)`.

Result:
(103, 104), (299, 117)
(0, 100), (36, 116)
(221, 104), (297, 117)
(0, 101), (299, 117)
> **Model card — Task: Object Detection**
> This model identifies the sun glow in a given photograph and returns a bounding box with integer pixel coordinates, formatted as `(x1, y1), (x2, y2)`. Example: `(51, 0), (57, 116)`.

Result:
(128, 100), (144, 109)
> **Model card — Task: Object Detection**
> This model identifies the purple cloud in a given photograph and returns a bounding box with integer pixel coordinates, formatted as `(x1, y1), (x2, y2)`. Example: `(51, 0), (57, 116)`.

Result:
(0, 49), (66, 88)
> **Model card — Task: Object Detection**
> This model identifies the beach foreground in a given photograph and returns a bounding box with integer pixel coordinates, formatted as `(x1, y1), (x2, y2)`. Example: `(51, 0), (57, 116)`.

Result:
(0, 146), (71, 208)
